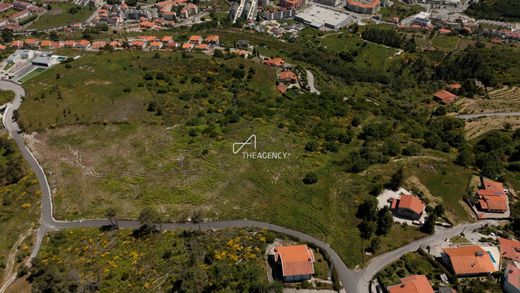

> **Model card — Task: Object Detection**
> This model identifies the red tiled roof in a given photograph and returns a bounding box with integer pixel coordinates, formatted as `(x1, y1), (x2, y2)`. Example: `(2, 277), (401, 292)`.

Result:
(195, 43), (208, 50)
(0, 44), (6, 50)
(499, 238), (520, 262)
(433, 90), (457, 104)
(40, 40), (52, 47)
(274, 245), (315, 277)
(181, 42), (193, 49)
(279, 70), (297, 81)
(443, 246), (495, 275)
(397, 194), (424, 215)
(448, 83), (461, 89)
(161, 36), (172, 42)
(346, 0), (380, 9)
(505, 263), (520, 290)
(91, 41), (106, 49)
(189, 35), (202, 42)
(206, 35), (219, 43)
(387, 275), (434, 293)
(277, 83), (287, 94)
(263, 57), (285, 67)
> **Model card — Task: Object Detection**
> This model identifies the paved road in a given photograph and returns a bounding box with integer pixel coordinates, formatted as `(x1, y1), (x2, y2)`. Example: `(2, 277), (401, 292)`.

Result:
(355, 220), (500, 293)
(0, 80), (504, 293)
(305, 70), (320, 95)
(456, 112), (520, 119)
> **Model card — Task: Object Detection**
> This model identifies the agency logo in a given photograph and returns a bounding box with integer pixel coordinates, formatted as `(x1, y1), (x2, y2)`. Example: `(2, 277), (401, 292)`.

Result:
(233, 134), (291, 160)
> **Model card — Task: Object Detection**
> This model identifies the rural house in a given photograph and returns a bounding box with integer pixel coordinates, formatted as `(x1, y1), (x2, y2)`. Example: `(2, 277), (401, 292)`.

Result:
(477, 178), (508, 213)
(274, 244), (315, 282)
(391, 194), (425, 220)
(442, 246), (496, 277)
(387, 275), (434, 293)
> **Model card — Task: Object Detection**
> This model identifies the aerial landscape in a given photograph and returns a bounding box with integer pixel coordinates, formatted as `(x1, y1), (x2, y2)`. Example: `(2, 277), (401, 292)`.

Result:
(0, 0), (519, 292)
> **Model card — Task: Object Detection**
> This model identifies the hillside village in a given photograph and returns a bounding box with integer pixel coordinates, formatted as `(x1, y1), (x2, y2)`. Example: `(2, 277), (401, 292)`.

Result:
(0, 0), (519, 292)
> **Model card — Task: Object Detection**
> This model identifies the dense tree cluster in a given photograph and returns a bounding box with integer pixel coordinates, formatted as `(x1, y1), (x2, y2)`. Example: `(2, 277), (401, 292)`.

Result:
(466, 0), (520, 21)
(361, 27), (416, 52)
(0, 136), (25, 186)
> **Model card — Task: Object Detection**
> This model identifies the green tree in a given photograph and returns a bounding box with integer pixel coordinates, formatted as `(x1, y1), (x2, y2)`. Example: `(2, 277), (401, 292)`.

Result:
(358, 221), (375, 240)
(456, 145), (475, 167)
(376, 207), (393, 236)
(386, 167), (404, 191)
(421, 214), (436, 234)
(138, 207), (159, 234)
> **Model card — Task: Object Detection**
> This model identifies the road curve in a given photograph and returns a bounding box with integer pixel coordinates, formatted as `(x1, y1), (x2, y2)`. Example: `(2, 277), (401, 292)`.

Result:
(0, 80), (503, 293)
(456, 112), (520, 119)
(306, 70), (321, 95)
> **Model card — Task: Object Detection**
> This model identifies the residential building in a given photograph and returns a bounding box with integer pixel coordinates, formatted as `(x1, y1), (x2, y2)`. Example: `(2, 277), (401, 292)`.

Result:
(0, 3), (12, 13)
(91, 41), (107, 50)
(131, 40), (146, 49)
(504, 263), (520, 293)
(63, 40), (77, 48)
(262, 8), (295, 20)
(499, 238), (520, 263)
(9, 10), (30, 22)
(76, 39), (91, 49)
(24, 38), (38, 47)
(274, 245), (315, 282)
(12, 1), (32, 11)
(433, 89), (457, 104)
(161, 36), (173, 43)
(205, 35), (220, 45)
(181, 42), (193, 50)
(442, 245), (496, 277)
(195, 43), (208, 50)
(149, 41), (163, 50)
(189, 35), (202, 45)
(279, 70), (298, 84)
(477, 178), (508, 213)
(391, 194), (425, 220)
(10, 40), (23, 48)
(280, 0), (305, 9)
(345, 0), (380, 14)
(263, 57), (285, 67)
(387, 275), (434, 293)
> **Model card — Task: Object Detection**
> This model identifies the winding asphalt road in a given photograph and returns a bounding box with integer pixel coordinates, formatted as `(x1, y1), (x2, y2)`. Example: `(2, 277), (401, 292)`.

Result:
(0, 80), (503, 293)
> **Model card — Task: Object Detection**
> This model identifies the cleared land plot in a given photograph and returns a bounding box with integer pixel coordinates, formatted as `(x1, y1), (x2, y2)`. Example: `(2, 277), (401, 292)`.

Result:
(406, 160), (473, 223)
(457, 86), (520, 138)
(18, 50), (433, 267)
(464, 116), (520, 139)
(458, 86), (520, 114)
(28, 3), (93, 30)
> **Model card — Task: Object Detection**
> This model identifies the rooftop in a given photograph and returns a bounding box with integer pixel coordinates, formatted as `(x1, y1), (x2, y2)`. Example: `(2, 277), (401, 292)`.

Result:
(387, 275), (434, 293)
(443, 245), (495, 275)
(274, 245), (315, 277)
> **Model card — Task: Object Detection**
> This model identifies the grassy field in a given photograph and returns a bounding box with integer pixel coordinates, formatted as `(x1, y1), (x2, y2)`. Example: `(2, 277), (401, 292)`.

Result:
(0, 90), (14, 105)
(0, 133), (40, 282)
(16, 49), (440, 267)
(28, 3), (93, 30)
(379, 1), (424, 20)
(28, 228), (282, 292)
(406, 159), (473, 223)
